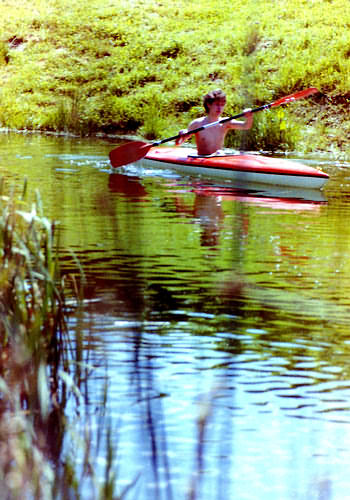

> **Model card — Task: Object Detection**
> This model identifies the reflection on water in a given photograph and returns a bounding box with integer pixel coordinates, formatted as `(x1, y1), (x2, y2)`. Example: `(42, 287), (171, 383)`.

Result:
(3, 133), (350, 498)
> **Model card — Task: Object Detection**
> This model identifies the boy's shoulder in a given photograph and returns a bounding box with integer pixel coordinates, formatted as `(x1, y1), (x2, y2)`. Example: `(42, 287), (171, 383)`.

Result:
(188, 116), (208, 129)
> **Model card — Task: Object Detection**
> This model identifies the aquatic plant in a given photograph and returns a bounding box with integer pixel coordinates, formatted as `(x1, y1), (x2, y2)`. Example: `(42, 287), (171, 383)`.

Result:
(0, 182), (65, 497)
(0, 182), (130, 499)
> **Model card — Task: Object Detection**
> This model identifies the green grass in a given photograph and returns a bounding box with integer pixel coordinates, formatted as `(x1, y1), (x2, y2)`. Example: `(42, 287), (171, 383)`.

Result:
(0, 0), (350, 152)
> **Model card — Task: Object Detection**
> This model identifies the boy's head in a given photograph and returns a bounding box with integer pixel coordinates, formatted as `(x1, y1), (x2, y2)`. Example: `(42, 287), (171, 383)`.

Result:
(203, 89), (226, 113)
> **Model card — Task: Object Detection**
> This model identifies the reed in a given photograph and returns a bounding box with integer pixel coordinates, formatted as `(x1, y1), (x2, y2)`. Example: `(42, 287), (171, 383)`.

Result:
(0, 181), (128, 499)
(0, 181), (64, 498)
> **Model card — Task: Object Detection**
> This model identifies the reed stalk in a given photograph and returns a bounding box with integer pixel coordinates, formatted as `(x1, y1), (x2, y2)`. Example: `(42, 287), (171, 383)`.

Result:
(0, 182), (126, 499)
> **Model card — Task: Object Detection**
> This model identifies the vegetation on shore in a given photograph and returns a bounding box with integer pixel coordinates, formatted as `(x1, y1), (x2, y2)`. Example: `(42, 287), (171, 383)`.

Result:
(0, 0), (350, 152)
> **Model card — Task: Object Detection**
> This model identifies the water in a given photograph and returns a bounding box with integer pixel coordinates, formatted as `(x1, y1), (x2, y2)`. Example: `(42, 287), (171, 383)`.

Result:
(2, 132), (350, 499)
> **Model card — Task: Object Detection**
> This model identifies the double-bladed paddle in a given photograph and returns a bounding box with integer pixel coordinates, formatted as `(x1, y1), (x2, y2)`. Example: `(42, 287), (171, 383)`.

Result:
(109, 87), (319, 168)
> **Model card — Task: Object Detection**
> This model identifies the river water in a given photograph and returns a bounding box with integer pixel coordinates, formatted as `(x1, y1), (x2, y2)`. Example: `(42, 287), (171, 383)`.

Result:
(2, 132), (350, 499)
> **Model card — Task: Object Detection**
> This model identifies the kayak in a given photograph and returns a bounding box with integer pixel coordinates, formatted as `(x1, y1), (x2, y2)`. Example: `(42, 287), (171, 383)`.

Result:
(140, 147), (329, 189)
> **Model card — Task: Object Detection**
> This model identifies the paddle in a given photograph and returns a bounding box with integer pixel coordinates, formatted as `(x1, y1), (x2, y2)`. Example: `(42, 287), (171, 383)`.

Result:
(109, 87), (319, 168)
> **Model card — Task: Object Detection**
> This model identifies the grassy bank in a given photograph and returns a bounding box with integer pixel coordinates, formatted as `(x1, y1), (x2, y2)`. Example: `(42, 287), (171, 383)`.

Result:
(0, 0), (350, 152)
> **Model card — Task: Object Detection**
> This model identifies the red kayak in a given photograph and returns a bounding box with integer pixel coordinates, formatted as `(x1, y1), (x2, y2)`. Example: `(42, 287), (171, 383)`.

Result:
(140, 147), (329, 190)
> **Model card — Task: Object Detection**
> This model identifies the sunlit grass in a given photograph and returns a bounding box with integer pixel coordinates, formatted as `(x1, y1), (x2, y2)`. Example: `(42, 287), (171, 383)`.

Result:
(0, 0), (349, 151)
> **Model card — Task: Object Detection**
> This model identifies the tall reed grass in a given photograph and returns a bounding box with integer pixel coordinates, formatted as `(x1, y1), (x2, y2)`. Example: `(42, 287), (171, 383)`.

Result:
(0, 181), (126, 499)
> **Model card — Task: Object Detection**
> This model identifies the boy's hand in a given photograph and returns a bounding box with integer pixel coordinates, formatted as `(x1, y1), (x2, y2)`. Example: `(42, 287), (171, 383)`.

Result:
(175, 130), (188, 146)
(243, 108), (253, 129)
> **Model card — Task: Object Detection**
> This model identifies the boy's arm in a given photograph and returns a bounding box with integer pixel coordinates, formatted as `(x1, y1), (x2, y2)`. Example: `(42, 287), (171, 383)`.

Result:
(227, 109), (253, 130)
(175, 120), (199, 146)
(175, 129), (191, 146)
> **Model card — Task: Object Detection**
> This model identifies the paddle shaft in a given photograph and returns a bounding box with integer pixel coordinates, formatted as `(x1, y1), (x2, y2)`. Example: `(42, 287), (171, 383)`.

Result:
(154, 104), (271, 146)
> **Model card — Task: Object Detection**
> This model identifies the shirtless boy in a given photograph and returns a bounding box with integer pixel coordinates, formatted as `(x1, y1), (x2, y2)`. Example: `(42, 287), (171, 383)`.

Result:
(175, 89), (253, 155)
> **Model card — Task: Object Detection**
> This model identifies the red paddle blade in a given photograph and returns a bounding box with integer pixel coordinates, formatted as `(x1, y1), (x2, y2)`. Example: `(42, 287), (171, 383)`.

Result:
(109, 141), (152, 168)
(271, 87), (319, 108)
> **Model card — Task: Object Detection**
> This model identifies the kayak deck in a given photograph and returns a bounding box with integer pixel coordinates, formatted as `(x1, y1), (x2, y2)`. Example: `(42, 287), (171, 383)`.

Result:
(141, 147), (329, 189)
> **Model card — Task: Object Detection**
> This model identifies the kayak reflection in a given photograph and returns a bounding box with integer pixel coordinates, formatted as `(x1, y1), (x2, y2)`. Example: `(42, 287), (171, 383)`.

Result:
(108, 173), (327, 248)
